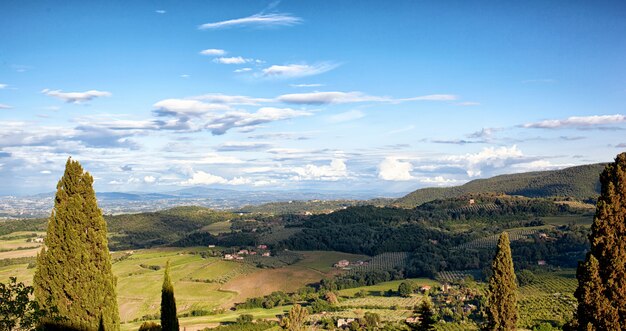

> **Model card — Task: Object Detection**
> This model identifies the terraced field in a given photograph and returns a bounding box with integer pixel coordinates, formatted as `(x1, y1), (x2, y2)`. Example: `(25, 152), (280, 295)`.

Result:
(455, 225), (551, 250)
(518, 269), (578, 328)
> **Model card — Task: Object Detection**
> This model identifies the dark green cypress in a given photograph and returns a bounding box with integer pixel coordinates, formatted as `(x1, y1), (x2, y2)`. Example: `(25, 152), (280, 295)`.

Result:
(160, 261), (179, 331)
(574, 152), (626, 330)
(485, 232), (517, 330)
(34, 158), (120, 330)
(416, 298), (436, 331)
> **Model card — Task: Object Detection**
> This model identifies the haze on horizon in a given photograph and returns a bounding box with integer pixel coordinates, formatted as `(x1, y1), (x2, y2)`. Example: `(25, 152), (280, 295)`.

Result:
(1, 1), (625, 196)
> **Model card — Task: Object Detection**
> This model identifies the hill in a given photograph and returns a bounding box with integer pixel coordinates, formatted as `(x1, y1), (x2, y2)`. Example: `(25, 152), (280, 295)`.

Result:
(395, 163), (605, 208)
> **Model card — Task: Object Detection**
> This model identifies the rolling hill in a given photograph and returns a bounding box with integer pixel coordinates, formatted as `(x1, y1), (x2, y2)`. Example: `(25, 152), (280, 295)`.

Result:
(394, 163), (606, 208)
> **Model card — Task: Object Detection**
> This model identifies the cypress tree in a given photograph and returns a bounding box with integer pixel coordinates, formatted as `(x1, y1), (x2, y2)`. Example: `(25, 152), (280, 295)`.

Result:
(34, 158), (120, 330)
(160, 261), (179, 331)
(574, 152), (626, 330)
(417, 298), (436, 331)
(485, 232), (517, 331)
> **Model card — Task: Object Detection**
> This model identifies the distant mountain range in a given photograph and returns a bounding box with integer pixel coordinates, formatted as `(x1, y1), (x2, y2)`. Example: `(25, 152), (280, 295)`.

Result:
(0, 163), (607, 218)
(394, 163), (606, 208)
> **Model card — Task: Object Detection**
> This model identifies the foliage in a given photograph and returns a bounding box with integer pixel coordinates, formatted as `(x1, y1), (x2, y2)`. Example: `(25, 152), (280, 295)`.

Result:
(321, 270), (404, 291)
(574, 152), (626, 330)
(0, 277), (58, 331)
(416, 298), (437, 331)
(485, 232), (518, 330)
(396, 163), (605, 207)
(398, 281), (414, 297)
(160, 261), (179, 331)
(138, 321), (161, 331)
(516, 269), (537, 286)
(107, 206), (235, 249)
(33, 158), (120, 330)
(280, 304), (309, 331)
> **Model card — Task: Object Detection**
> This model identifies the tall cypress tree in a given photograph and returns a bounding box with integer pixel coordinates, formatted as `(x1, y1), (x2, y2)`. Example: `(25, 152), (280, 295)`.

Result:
(416, 298), (436, 331)
(34, 158), (120, 330)
(161, 261), (179, 331)
(485, 232), (517, 331)
(574, 152), (626, 330)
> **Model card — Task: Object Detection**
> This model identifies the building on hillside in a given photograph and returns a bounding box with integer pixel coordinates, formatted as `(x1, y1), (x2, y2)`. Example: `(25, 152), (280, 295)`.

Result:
(442, 283), (452, 293)
(538, 260), (547, 266)
(262, 252), (271, 257)
(337, 318), (356, 327)
(405, 316), (420, 324)
(224, 254), (234, 260)
(33, 237), (44, 243)
(469, 199), (475, 205)
(249, 251), (257, 255)
(420, 285), (432, 293)
(238, 249), (249, 255)
(257, 244), (268, 250)
(208, 244), (216, 248)
(334, 260), (350, 268)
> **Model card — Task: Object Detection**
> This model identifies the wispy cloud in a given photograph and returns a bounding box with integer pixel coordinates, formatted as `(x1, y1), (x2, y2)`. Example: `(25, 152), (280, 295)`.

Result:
(523, 114), (626, 129)
(200, 49), (226, 56)
(155, 10), (166, 14)
(234, 68), (253, 73)
(277, 91), (457, 105)
(182, 170), (251, 186)
(192, 94), (271, 105)
(262, 63), (338, 78)
(328, 110), (365, 123)
(214, 56), (251, 64)
(290, 83), (324, 88)
(456, 101), (480, 106)
(217, 141), (273, 152)
(0, 104), (12, 109)
(0, 84), (7, 89)
(42, 89), (111, 104)
(204, 107), (312, 135)
(199, 13), (302, 30)
(153, 99), (231, 117)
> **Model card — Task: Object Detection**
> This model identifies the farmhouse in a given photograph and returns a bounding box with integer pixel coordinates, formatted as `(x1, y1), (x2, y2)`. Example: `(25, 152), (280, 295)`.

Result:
(208, 244), (215, 248)
(262, 252), (271, 257)
(224, 254), (234, 260)
(337, 318), (356, 327)
(33, 237), (44, 243)
(257, 244), (268, 250)
(238, 249), (249, 255)
(538, 260), (547, 266)
(420, 285), (432, 293)
(334, 260), (350, 268)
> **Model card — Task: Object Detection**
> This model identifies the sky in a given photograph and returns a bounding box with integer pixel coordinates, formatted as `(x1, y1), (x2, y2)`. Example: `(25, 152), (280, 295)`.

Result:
(0, 0), (625, 196)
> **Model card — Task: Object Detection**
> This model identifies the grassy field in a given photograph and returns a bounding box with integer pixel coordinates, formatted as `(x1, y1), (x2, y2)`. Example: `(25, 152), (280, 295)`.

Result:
(201, 221), (232, 235)
(0, 246), (362, 328)
(338, 278), (439, 297)
(541, 215), (593, 226)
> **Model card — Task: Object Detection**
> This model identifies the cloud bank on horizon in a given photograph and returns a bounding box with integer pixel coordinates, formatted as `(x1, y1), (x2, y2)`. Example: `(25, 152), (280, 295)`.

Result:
(0, 0), (625, 195)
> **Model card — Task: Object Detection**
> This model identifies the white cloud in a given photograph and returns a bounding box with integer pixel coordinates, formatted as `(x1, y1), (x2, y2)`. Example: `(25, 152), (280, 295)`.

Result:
(523, 114), (626, 129)
(204, 107), (312, 135)
(0, 104), (12, 109)
(328, 110), (365, 123)
(378, 157), (414, 181)
(401, 94), (458, 101)
(41, 89), (111, 103)
(180, 74), (190, 78)
(155, 10), (166, 14)
(292, 159), (348, 181)
(40, 170), (52, 174)
(214, 56), (250, 64)
(290, 83), (324, 88)
(448, 145), (524, 177)
(277, 91), (457, 105)
(0, 84), (7, 89)
(200, 49), (226, 56)
(152, 99), (231, 117)
(173, 153), (243, 164)
(144, 175), (156, 183)
(262, 63), (338, 78)
(234, 68), (253, 73)
(192, 93), (271, 105)
(199, 13), (302, 30)
(418, 176), (458, 186)
(181, 170), (252, 186)
(278, 91), (385, 105)
(510, 160), (570, 172)
(217, 141), (272, 152)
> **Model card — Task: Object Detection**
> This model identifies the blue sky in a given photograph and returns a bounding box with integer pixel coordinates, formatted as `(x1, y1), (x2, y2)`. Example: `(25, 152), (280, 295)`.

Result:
(1, 0), (625, 196)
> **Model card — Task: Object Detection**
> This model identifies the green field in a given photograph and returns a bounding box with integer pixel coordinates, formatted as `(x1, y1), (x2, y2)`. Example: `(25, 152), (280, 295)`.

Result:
(338, 278), (439, 297)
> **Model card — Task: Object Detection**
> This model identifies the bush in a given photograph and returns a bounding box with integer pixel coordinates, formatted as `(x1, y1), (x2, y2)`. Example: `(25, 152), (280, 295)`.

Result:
(138, 321), (161, 331)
